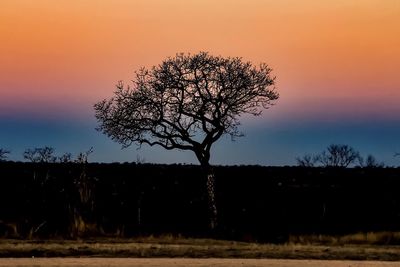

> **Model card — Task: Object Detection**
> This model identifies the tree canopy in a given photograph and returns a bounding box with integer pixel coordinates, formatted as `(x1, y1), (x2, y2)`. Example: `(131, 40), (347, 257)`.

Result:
(297, 144), (363, 168)
(94, 52), (278, 166)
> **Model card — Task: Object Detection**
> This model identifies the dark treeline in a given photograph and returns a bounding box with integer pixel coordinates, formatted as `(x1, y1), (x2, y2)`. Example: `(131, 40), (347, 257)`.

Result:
(1, 161), (400, 242)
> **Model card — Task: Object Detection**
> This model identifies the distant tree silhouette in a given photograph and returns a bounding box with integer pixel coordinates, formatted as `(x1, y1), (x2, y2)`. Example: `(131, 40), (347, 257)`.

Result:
(315, 144), (361, 168)
(296, 154), (315, 167)
(94, 52), (279, 230)
(297, 147), (384, 168)
(362, 154), (385, 168)
(58, 153), (73, 163)
(0, 149), (10, 162)
(75, 147), (94, 164)
(23, 147), (57, 163)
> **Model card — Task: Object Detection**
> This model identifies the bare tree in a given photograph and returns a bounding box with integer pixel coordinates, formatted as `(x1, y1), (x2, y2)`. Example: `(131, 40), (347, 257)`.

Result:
(23, 149), (36, 162)
(23, 147), (57, 163)
(94, 52), (278, 229)
(59, 153), (73, 163)
(75, 147), (94, 164)
(296, 154), (315, 167)
(363, 154), (385, 168)
(314, 144), (362, 168)
(0, 149), (10, 162)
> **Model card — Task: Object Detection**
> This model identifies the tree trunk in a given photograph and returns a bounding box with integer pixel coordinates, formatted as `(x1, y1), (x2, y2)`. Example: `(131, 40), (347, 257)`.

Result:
(202, 163), (218, 231)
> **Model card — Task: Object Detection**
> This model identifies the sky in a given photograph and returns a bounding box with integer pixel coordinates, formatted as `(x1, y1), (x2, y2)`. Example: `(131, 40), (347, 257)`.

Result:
(1, 0), (400, 166)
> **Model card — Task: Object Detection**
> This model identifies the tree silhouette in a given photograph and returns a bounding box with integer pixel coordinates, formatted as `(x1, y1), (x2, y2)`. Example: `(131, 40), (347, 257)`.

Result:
(315, 144), (361, 168)
(296, 154), (315, 167)
(75, 147), (94, 164)
(59, 153), (73, 163)
(363, 154), (385, 168)
(94, 52), (278, 229)
(23, 147), (57, 163)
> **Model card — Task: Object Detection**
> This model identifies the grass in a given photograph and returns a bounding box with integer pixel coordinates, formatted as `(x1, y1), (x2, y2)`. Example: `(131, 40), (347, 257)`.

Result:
(0, 234), (400, 260)
(288, 231), (400, 246)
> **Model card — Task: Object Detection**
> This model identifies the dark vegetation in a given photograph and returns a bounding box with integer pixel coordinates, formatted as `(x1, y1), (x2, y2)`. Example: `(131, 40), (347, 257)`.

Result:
(1, 161), (399, 243)
(296, 144), (385, 168)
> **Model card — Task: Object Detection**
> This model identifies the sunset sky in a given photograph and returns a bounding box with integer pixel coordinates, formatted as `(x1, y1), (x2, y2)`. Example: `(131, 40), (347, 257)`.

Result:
(1, 0), (400, 165)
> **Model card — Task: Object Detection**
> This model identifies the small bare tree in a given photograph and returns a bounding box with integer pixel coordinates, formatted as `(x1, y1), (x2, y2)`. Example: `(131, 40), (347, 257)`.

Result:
(363, 154), (385, 168)
(23, 147), (57, 163)
(94, 52), (279, 229)
(75, 147), (94, 164)
(296, 154), (315, 167)
(58, 153), (73, 163)
(315, 144), (361, 168)
(0, 149), (10, 162)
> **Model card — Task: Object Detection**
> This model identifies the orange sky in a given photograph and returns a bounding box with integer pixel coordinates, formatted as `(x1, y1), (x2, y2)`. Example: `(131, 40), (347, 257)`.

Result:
(1, 0), (400, 121)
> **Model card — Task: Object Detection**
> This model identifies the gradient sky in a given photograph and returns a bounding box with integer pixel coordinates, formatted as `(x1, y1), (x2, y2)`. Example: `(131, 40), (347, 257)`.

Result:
(1, 0), (400, 165)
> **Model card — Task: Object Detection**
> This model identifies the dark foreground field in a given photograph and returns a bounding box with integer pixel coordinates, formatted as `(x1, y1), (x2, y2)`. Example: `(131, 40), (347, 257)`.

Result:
(0, 237), (400, 261)
(2, 162), (400, 242)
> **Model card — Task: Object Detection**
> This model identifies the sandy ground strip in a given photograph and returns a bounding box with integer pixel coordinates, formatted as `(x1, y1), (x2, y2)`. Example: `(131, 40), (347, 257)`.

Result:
(0, 258), (399, 267)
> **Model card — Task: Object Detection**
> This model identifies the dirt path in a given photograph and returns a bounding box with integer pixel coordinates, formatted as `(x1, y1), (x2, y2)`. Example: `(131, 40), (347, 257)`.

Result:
(0, 258), (398, 267)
